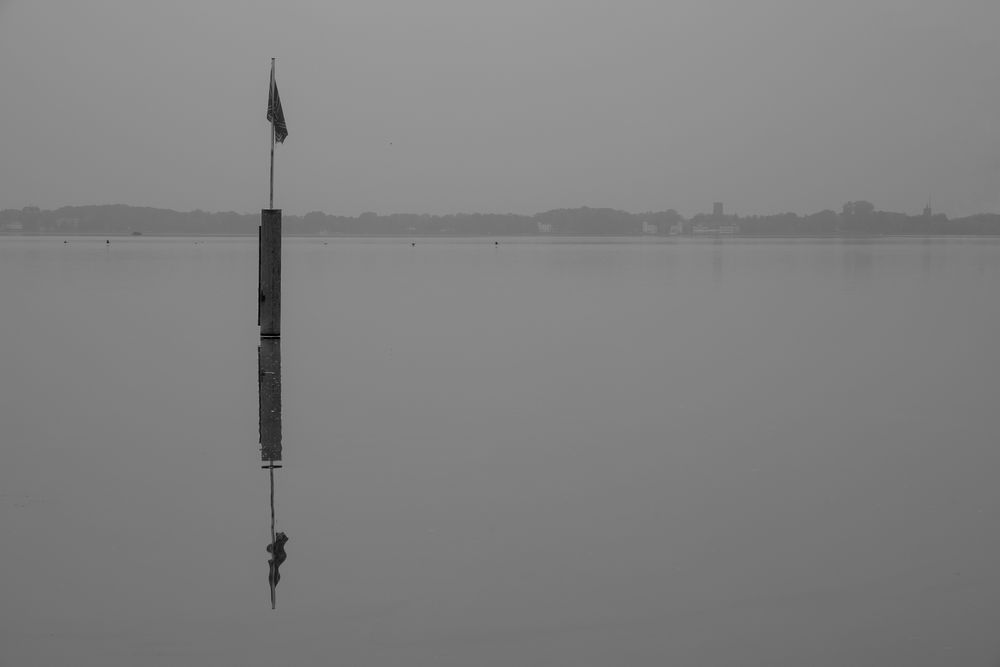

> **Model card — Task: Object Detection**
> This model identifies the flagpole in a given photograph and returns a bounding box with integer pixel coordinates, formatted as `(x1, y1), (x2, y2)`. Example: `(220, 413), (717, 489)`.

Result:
(260, 58), (282, 337)
(269, 58), (276, 210)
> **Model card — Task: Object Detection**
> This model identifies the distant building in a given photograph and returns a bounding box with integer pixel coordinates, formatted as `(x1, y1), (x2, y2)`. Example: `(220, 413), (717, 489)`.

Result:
(713, 202), (724, 219)
(537, 222), (553, 233)
(4, 221), (23, 232)
(693, 222), (739, 235)
(642, 221), (658, 235)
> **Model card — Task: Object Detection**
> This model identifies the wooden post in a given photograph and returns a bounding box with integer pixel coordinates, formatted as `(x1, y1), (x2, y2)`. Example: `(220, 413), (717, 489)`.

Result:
(259, 209), (281, 338)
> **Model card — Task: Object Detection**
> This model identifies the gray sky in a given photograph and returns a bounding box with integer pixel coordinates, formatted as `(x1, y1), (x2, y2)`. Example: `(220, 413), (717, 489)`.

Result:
(1, 0), (998, 217)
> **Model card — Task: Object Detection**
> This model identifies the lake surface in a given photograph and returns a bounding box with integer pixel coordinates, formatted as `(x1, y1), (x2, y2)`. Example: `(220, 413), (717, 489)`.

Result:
(3, 236), (1000, 666)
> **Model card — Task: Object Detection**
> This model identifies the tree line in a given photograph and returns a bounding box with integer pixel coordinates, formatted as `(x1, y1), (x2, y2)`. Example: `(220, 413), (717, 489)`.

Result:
(3, 202), (1000, 236)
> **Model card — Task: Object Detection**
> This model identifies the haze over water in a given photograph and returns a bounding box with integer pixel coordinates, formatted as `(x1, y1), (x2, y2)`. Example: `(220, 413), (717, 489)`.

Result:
(3, 236), (1000, 666)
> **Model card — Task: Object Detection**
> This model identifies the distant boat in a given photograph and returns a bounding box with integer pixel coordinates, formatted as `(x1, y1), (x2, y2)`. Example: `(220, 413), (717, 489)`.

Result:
(131, 231), (142, 236)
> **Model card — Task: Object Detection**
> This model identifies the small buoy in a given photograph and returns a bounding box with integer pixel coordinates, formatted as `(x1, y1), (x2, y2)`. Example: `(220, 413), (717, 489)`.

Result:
(411, 242), (415, 247)
(106, 240), (110, 244)
(495, 241), (499, 246)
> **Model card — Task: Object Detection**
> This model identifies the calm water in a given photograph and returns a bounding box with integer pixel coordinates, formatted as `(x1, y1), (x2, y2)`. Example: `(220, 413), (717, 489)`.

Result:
(3, 236), (1000, 666)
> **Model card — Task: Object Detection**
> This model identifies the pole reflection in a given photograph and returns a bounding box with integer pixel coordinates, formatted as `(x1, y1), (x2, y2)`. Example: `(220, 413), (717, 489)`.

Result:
(258, 338), (286, 609)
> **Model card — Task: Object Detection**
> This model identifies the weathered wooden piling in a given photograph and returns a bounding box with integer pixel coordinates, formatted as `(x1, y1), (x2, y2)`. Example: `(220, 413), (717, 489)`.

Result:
(259, 209), (281, 338)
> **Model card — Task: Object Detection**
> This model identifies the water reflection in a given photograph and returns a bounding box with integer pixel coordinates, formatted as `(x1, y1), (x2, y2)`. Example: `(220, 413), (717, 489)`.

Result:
(258, 338), (287, 609)
(711, 237), (724, 283)
(840, 239), (875, 284)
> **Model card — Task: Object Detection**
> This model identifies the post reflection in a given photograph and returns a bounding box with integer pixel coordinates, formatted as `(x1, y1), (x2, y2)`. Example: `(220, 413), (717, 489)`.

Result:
(258, 338), (286, 609)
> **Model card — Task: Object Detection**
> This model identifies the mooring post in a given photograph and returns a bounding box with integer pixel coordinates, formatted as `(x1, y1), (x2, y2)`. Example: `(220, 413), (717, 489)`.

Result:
(259, 209), (281, 338)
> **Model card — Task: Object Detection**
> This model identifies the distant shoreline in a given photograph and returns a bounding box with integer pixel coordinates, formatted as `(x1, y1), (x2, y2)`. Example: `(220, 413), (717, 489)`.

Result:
(6, 231), (1000, 240)
(4, 203), (1000, 237)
